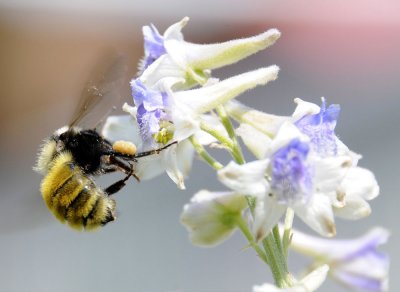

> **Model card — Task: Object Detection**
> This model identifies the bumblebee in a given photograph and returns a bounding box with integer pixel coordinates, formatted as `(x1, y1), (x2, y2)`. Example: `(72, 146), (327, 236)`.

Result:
(34, 54), (174, 230)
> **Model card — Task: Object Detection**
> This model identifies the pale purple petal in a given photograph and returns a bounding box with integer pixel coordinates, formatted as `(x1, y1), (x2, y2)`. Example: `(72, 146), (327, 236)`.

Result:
(332, 270), (388, 292)
(131, 78), (170, 146)
(291, 227), (390, 291)
(271, 138), (312, 204)
(295, 98), (340, 157)
(141, 24), (166, 72)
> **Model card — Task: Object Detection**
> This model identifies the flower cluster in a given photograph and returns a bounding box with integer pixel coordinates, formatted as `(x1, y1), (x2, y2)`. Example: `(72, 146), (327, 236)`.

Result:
(103, 17), (280, 189)
(102, 17), (389, 291)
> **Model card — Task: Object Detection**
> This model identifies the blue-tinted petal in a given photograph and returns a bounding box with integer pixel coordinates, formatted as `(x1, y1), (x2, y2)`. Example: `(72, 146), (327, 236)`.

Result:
(131, 79), (164, 110)
(271, 138), (312, 204)
(333, 270), (386, 292)
(131, 79), (173, 147)
(142, 24), (166, 71)
(295, 98), (341, 157)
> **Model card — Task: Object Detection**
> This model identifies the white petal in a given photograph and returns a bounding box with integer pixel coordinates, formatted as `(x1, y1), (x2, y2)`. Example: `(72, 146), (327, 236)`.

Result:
(333, 195), (371, 219)
(313, 155), (351, 193)
(335, 138), (352, 157)
(237, 123), (272, 159)
(253, 265), (329, 292)
(341, 167), (379, 200)
(292, 98), (321, 122)
(290, 229), (336, 258)
(134, 142), (193, 189)
(291, 226), (389, 263)
(133, 152), (167, 181)
(294, 194), (336, 237)
(268, 122), (308, 154)
(140, 55), (187, 88)
(347, 150), (362, 166)
(122, 102), (137, 117)
(225, 100), (288, 138)
(164, 146), (186, 190)
(218, 160), (270, 198)
(163, 141), (194, 190)
(180, 190), (247, 247)
(297, 265), (329, 291)
(253, 283), (284, 292)
(175, 66), (279, 114)
(170, 28), (281, 70)
(339, 251), (389, 279)
(252, 196), (286, 242)
(175, 139), (195, 177)
(163, 16), (188, 41)
(101, 115), (142, 146)
(170, 102), (201, 142)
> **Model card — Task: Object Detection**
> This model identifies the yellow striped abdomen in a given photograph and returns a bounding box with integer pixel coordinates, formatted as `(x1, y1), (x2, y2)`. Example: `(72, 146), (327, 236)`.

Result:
(40, 152), (116, 230)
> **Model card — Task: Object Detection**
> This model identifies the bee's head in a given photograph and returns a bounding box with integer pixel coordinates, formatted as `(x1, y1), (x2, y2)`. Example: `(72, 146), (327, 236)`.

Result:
(53, 126), (73, 153)
(33, 126), (71, 174)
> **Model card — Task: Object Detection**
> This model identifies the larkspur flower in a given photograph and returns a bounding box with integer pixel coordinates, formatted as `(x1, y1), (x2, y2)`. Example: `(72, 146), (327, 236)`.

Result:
(180, 190), (247, 246)
(253, 265), (329, 292)
(290, 227), (390, 291)
(103, 17), (281, 189)
(292, 98), (379, 219)
(139, 17), (281, 89)
(229, 98), (379, 222)
(103, 66), (279, 189)
(99, 16), (388, 292)
(218, 122), (352, 240)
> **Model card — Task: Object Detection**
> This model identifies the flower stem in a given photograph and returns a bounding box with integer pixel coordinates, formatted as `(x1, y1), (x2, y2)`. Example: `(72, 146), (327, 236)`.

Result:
(235, 216), (269, 265)
(198, 107), (292, 288)
(200, 121), (234, 149)
(262, 233), (291, 287)
(273, 225), (284, 260)
(189, 136), (223, 170)
(216, 105), (246, 165)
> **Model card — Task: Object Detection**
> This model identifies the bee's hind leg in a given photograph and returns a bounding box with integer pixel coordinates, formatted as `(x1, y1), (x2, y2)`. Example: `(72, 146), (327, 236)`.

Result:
(103, 155), (140, 180)
(104, 170), (134, 196)
(103, 156), (141, 196)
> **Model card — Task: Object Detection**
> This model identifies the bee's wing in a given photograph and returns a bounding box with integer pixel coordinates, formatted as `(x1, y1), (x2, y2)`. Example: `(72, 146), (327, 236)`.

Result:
(69, 51), (129, 128)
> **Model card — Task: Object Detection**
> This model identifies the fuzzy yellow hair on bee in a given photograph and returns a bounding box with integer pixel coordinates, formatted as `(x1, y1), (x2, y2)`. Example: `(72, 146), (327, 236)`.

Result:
(38, 147), (116, 230)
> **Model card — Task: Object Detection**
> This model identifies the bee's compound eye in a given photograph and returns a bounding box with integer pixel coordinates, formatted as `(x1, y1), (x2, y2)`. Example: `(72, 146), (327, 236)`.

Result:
(67, 162), (75, 170)
(112, 140), (137, 156)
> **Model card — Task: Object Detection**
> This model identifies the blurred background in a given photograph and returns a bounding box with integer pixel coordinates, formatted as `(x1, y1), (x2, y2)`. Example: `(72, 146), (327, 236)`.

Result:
(0, 0), (399, 291)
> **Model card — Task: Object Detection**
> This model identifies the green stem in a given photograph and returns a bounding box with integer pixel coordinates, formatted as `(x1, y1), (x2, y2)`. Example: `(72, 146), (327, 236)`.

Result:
(235, 216), (269, 265)
(273, 225), (284, 262)
(262, 233), (291, 287)
(189, 136), (223, 170)
(245, 196), (256, 216)
(198, 107), (293, 288)
(216, 105), (245, 165)
(200, 121), (234, 149)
